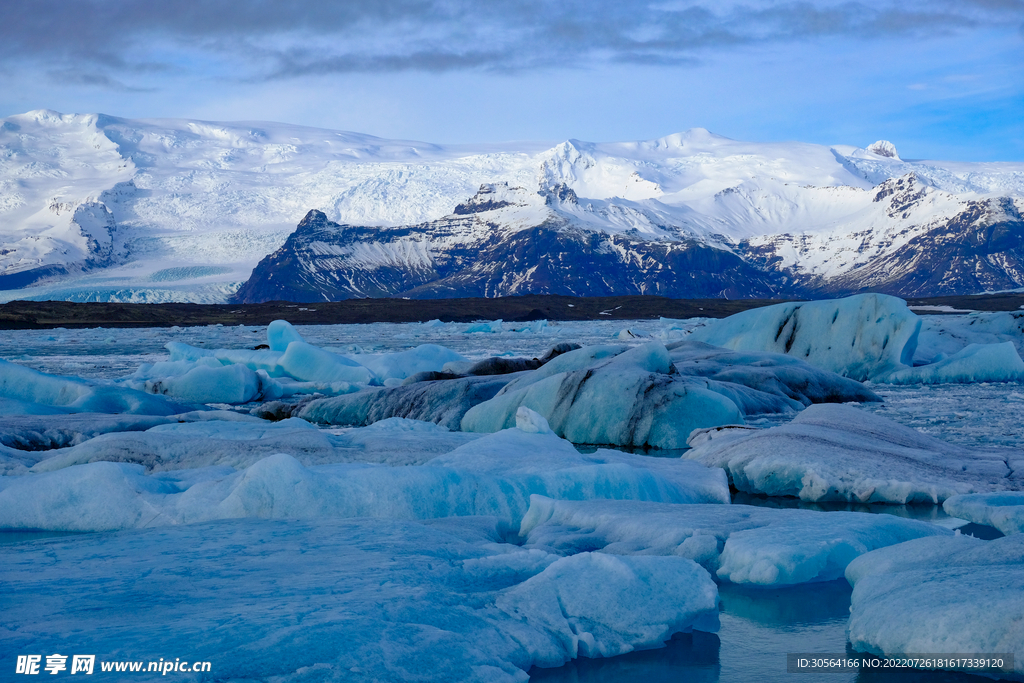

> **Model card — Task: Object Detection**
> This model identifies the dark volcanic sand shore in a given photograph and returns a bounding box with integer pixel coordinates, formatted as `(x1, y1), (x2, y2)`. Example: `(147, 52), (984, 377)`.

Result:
(0, 293), (1021, 329)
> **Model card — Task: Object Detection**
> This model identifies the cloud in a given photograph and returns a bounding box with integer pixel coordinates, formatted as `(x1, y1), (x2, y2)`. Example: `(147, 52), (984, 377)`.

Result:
(47, 69), (157, 92)
(2, 0), (1022, 83)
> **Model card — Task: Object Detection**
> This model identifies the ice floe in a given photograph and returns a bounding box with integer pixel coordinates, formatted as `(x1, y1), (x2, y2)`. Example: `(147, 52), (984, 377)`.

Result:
(0, 418), (729, 532)
(846, 533), (1024, 677)
(518, 496), (948, 585)
(689, 293), (1024, 384)
(462, 343), (745, 448)
(683, 403), (1018, 503)
(944, 492), (1024, 535)
(0, 359), (198, 415)
(27, 416), (479, 473)
(0, 516), (719, 683)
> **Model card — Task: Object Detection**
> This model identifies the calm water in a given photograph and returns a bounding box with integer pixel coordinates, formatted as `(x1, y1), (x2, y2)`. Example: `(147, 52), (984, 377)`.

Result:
(530, 581), (996, 683)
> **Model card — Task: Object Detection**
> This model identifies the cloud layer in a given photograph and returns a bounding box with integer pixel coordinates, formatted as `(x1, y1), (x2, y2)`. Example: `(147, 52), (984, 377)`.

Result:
(4, 0), (1022, 88)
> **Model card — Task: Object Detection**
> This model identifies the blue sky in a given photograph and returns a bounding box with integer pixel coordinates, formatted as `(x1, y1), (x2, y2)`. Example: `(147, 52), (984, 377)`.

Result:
(2, 0), (1022, 160)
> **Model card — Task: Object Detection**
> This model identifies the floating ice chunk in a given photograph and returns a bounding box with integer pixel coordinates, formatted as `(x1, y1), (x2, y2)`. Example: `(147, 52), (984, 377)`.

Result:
(0, 412), (181, 451)
(8, 425), (728, 531)
(0, 359), (197, 415)
(688, 294), (921, 381)
(516, 406), (553, 434)
(27, 415), (477, 473)
(300, 375), (514, 429)
(430, 427), (730, 505)
(267, 319), (304, 351)
(518, 497), (947, 585)
(668, 340), (880, 413)
(0, 461), (179, 531)
(356, 344), (467, 381)
(846, 533), (1024, 676)
(916, 310), (1024, 362)
(944, 492), (1024, 535)
(467, 319), (503, 333)
(885, 342), (1024, 384)
(144, 362), (272, 404)
(462, 343), (744, 449)
(683, 403), (1016, 504)
(0, 516), (719, 682)
(496, 553), (719, 666)
(0, 396), (71, 416)
(277, 341), (375, 384)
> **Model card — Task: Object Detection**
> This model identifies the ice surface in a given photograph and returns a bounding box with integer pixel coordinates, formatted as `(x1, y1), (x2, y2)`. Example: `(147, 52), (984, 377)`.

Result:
(519, 497), (947, 585)
(2, 423), (729, 531)
(27, 416), (479, 473)
(300, 375), (515, 429)
(944, 492), (1024, 535)
(684, 404), (1018, 503)
(689, 295), (1024, 384)
(0, 411), (213, 456)
(885, 342), (1024, 384)
(915, 311), (1024, 362)
(667, 340), (880, 413)
(267, 318), (304, 351)
(846, 533), (1024, 677)
(462, 343), (744, 449)
(0, 359), (197, 415)
(0, 516), (719, 683)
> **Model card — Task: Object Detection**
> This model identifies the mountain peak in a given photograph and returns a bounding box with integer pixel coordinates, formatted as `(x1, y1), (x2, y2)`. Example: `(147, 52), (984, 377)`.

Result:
(867, 140), (900, 159)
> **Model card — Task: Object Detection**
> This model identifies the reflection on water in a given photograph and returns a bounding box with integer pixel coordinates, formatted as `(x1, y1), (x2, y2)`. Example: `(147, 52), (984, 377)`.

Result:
(731, 491), (955, 523)
(529, 580), (997, 683)
(529, 631), (720, 683)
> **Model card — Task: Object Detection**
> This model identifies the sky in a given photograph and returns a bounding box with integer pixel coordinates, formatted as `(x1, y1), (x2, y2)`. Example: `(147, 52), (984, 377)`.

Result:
(1, 0), (1023, 160)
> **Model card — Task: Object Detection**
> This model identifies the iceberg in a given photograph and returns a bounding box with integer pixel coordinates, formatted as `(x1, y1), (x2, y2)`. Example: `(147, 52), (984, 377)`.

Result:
(846, 533), (1024, 677)
(462, 343), (744, 449)
(688, 294), (921, 381)
(667, 340), (880, 412)
(518, 496), (947, 585)
(943, 492), (1024, 535)
(27, 415), (480, 473)
(885, 342), (1024, 384)
(683, 403), (1017, 503)
(0, 359), (198, 415)
(2, 420), (730, 532)
(689, 293), (1024, 384)
(300, 375), (515, 429)
(0, 516), (719, 683)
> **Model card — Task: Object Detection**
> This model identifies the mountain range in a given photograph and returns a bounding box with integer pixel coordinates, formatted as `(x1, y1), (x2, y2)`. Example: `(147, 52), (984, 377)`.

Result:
(2, 109), (1023, 304)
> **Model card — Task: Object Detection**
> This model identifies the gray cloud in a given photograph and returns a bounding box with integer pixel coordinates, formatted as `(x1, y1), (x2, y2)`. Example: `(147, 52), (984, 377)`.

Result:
(1, 0), (1021, 83)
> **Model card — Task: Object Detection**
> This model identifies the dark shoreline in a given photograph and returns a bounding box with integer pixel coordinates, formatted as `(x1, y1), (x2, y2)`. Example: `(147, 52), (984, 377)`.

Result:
(0, 293), (1021, 330)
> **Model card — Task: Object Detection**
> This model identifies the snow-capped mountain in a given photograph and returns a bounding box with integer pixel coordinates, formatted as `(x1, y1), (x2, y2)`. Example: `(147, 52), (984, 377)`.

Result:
(2, 109), (1024, 303)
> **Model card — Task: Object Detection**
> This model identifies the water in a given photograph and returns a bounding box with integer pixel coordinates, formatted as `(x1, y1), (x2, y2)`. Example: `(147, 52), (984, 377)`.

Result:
(531, 581), (997, 683)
